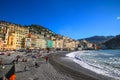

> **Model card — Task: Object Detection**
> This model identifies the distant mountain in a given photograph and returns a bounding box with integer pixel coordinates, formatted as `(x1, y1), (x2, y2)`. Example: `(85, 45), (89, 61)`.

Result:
(79, 36), (114, 43)
(104, 35), (120, 49)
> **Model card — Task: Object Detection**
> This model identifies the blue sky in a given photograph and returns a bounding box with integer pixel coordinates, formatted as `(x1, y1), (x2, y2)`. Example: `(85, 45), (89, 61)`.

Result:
(0, 0), (120, 39)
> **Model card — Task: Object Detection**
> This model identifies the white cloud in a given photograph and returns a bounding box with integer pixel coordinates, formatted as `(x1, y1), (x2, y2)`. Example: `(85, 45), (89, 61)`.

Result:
(117, 16), (120, 20)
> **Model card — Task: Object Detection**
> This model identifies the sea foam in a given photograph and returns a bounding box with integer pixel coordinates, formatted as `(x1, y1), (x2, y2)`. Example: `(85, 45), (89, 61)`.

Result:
(66, 50), (120, 80)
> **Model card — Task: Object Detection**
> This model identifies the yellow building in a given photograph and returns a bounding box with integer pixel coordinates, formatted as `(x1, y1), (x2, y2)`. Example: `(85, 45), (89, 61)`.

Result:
(0, 38), (3, 51)
(37, 38), (47, 49)
(29, 33), (47, 49)
(29, 33), (39, 49)
(15, 26), (29, 49)
(0, 21), (29, 50)
(6, 25), (29, 50)
(0, 24), (8, 51)
(55, 39), (64, 49)
(62, 37), (70, 49)
(24, 38), (31, 49)
(7, 33), (17, 50)
(0, 25), (4, 51)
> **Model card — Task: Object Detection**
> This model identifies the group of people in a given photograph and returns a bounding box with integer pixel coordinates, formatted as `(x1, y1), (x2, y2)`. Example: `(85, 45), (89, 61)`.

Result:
(0, 50), (50, 80)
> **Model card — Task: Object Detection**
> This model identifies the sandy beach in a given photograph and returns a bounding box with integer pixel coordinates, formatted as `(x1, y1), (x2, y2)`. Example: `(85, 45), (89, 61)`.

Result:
(0, 51), (116, 80)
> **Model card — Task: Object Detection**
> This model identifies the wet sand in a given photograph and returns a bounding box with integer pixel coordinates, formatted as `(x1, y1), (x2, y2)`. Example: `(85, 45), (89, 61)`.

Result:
(49, 52), (116, 80)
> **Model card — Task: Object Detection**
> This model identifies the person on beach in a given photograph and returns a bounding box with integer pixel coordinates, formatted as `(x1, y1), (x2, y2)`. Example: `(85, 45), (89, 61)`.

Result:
(45, 56), (49, 64)
(35, 62), (39, 68)
(22, 58), (27, 62)
(2, 64), (5, 69)
(0, 58), (3, 65)
(9, 74), (16, 80)
(2, 74), (8, 80)
(7, 53), (11, 56)
(24, 58), (27, 62)
(16, 57), (19, 64)
(24, 64), (27, 71)
(0, 61), (5, 69)
(12, 59), (16, 64)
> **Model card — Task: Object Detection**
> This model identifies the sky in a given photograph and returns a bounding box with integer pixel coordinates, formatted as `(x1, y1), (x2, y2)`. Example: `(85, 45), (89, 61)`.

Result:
(0, 0), (120, 39)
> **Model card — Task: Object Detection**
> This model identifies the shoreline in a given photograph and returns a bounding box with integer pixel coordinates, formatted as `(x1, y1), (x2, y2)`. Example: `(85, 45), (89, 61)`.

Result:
(0, 51), (117, 80)
(49, 51), (116, 80)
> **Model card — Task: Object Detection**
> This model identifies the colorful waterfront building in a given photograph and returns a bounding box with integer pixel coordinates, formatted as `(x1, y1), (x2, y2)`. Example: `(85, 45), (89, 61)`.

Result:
(56, 38), (64, 49)
(0, 38), (3, 51)
(16, 26), (29, 49)
(28, 33), (47, 49)
(47, 39), (54, 48)
(39, 35), (47, 49)
(0, 23), (9, 51)
(7, 32), (17, 50)
(38, 38), (47, 49)
(24, 38), (31, 49)
(0, 21), (29, 50)
(29, 33), (39, 49)
(7, 25), (29, 50)
(0, 21), (80, 51)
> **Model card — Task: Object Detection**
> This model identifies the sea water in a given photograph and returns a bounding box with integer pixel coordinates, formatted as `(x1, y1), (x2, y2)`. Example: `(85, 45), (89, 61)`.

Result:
(66, 50), (120, 80)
